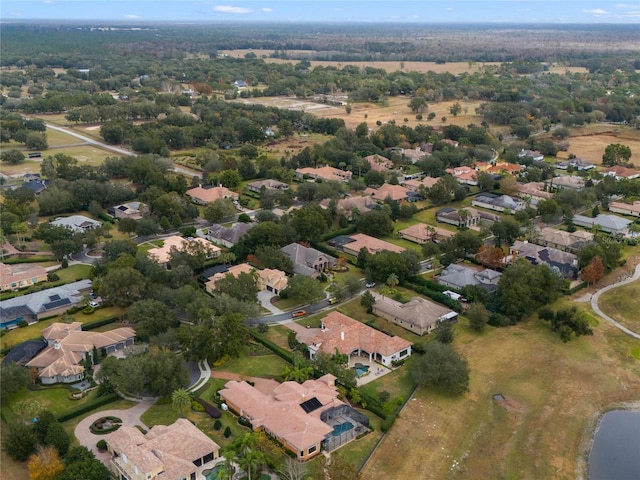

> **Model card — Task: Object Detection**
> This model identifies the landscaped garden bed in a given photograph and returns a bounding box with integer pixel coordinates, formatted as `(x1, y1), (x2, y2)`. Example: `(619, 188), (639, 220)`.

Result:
(90, 415), (122, 434)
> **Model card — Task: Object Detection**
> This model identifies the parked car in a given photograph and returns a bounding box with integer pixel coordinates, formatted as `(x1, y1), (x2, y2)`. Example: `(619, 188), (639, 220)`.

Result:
(329, 298), (339, 305)
(365, 282), (376, 288)
(292, 310), (307, 318)
(89, 301), (99, 308)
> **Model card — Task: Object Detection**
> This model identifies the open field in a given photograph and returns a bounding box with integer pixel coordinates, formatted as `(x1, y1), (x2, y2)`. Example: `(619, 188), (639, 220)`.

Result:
(558, 129), (640, 165)
(362, 303), (640, 480)
(598, 279), (640, 333)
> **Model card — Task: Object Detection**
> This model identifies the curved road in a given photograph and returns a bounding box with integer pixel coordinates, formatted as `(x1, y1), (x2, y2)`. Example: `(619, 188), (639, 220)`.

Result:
(590, 263), (640, 340)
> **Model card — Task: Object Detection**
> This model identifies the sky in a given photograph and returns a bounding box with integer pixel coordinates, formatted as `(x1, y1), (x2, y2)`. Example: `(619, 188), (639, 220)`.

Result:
(1, 1), (639, 24)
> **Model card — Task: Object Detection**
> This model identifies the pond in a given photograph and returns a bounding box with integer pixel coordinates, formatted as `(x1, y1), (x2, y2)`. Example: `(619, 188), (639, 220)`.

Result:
(588, 410), (640, 480)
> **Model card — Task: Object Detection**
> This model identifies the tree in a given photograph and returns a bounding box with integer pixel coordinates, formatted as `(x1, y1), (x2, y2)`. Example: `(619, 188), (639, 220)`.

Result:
(449, 101), (462, 117)
(581, 256), (604, 286)
(288, 204), (329, 242)
(204, 198), (236, 223)
(499, 175), (518, 196)
(323, 455), (362, 480)
(476, 171), (495, 192)
(25, 131), (48, 150)
(602, 143), (632, 166)
(95, 267), (146, 307)
(386, 272), (399, 289)
(253, 245), (293, 272)
(127, 299), (178, 339)
(1, 149), (25, 164)
(360, 290), (375, 313)
(364, 169), (386, 187)
(409, 96), (428, 114)
(285, 275), (325, 305)
(434, 319), (454, 344)
(59, 448), (110, 480)
(214, 271), (259, 303)
(410, 342), (469, 395)
(3, 420), (37, 461)
(466, 302), (489, 332)
(28, 446), (64, 480)
(475, 245), (504, 269)
(172, 388), (191, 417)
(0, 361), (28, 403)
(44, 422), (70, 457)
(356, 209), (393, 237)
(490, 217), (521, 247)
(345, 276), (362, 298)
(278, 456), (307, 480)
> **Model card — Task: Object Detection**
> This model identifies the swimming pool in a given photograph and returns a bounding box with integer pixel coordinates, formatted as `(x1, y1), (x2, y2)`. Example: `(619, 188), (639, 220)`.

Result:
(352, 363), (370, 377)
(332, 421), (354, 437)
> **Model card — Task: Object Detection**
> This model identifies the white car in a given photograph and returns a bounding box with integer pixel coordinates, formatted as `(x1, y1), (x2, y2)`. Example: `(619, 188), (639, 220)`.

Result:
(365, 282), (376, 288)
(89, 301), (99, 308)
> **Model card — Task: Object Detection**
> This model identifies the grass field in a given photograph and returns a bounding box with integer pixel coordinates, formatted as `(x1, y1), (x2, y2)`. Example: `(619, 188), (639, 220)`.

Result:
(361, 304), (640, 480)
(558, 130), (640, 165)
(598, 279), (640, 332)
(214, 346), (289, 379)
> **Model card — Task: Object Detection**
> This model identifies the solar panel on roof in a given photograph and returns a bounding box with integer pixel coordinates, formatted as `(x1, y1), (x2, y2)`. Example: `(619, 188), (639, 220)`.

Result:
(43, 298), (71, 310)
(49, 294), (61, 301)
(300, 397), (322, 414)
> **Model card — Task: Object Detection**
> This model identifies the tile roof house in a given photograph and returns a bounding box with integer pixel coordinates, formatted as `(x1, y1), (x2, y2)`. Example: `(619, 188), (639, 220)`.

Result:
(247, 179), (290, 193)
(0, 280), (92, 330)
(572, 214), (632, 236)
(111, 202), (149, 220)
(516, 182), (554, 205)
(518, 149), (544, 162)
(205, 263), (256, 294)
(436, 207), (499, 228)
(203, 222), (255, 248)
(304, 311), (412, 367)
(148, 236), (220, 266)
(609, 200), (640, 218)
(26, 322), (135, 384)
(0, 263), (48, 292)
(185, 186), (238, 205)
(398, 147), (428, 164)
(484, 162), (525, 176)
(258, 268), (289, 294)
(551, 175), (585, 191)
(295, 166), (352, 183)
(557, 158), (595, 170)
(106, 418), (220, 480)
(50, 215), (102, 233)
(364, 154), (394, 172)
(371, 293), (458, 336)
(445, 166), (477, 186)
(281, 243), (335, 278)
(363, 184), (409, 202)
(335, 233), (405, 256)
(397, 223), (455, 244)
(602, 165), (640, 180)
(472, 193), (525, 213)
(403, 176), (439, 192)
(437, 264), (502, 292)
(319, 196), (377, 220)
(533, 227), (594, 253)
(510, 240), (579, 278)
(220, 374), (353, 461)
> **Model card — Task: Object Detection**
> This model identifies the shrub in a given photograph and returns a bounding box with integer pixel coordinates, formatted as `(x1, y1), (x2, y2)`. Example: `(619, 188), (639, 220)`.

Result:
(223, 426), (231, 438)
(212, 355), (230, 368)
(96, 440), (107, 451)
(18, 320), (28, 328)
(194, 398), (221, 418)
(213, 419), (222, 430)
(257, 323), (269, 334)
(238, 416), (252, 428)
(380, 413), (397, 432)
(191, 401), (205, 412)
(82, 306), (95, 315)
(56, 393), (118, 422)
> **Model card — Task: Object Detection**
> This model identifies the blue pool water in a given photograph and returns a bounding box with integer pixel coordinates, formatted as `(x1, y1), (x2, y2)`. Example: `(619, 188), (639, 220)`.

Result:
(352, 364), (370, 377)
(332, 421), (354, 437)
(203, 465), (223, 480)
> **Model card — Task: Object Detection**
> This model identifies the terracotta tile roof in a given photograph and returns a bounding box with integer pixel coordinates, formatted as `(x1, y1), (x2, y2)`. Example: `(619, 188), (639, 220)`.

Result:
(603, 165), (639, 179)
(307, 311), (412, 358)
(343, 233), (405, 255)
(398, 223), (454, 243)
(296, 166), (352, 182)
(0, 263), (48, 291)
(364, 184), (409, 202)
(403, 176), (439, 191)
(148, 236), (220, 265)
(205, 263), (255, 292)
(364, 154), (393, 172)
(185, 186), (238, 204)
(258, 268), (288, 292)
(220, 376), (343, 452)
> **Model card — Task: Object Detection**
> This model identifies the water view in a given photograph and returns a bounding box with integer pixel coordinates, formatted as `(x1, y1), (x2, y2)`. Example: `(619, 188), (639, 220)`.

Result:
(588, 410), (640, 480)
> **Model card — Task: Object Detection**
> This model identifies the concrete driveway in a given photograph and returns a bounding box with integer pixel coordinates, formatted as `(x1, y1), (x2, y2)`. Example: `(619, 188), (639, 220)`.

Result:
(258, 290), (284, 315)
(74, 399), (155, 462)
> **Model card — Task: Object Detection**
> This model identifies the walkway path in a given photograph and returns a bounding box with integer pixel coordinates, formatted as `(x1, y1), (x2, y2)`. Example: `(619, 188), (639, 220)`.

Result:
(590, 263), (640, 340)
(188, 360), (211, 393)
(74, 399), (155, 462)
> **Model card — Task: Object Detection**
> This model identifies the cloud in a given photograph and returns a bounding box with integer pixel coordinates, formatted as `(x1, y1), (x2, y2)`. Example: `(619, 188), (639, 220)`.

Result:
(582, 9), (609, 15)
(213, 5), (253, 14)
(261, 8), (273, 13)
(124, 14), (140, 19)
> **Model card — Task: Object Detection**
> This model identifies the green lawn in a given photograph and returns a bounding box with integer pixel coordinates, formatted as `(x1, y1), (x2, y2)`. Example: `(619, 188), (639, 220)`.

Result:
(359, 356), (416, 402)
(215, 346), (289, 378)
(55, 264), (93, 283)
(262, 325), (292, 349)
(598, 279), (640, 332)
(4, 386), (102, 418)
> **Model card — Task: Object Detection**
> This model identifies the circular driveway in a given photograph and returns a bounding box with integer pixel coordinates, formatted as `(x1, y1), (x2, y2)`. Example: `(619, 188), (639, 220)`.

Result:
(74, 399), (155, 462)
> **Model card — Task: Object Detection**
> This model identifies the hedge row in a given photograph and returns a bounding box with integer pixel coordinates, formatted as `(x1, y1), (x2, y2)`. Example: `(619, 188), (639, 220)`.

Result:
(321, 224), (357, 242)
(248, 330), (293, 364)
(56, 393), (119, 423)
(407, 275), (449, 293)
(2, 256), (57, 264)
(194, 398), (222, 419)
(358, 391), (387, 420)
(82, 316), (119, 331)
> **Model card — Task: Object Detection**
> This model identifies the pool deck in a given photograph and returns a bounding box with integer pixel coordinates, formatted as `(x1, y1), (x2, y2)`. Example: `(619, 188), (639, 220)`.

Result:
(348, 355), (392, 386)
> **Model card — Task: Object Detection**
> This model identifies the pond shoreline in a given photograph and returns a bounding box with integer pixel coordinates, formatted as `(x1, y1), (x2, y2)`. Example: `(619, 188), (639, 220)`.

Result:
(575, 401), (640, 480)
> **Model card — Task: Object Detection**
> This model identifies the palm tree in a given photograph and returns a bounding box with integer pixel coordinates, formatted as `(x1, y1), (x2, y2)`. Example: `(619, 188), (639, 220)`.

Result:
(386, 273), (399, 289)
(171, 388), (191, 417)
(237, 433), (265, 480)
